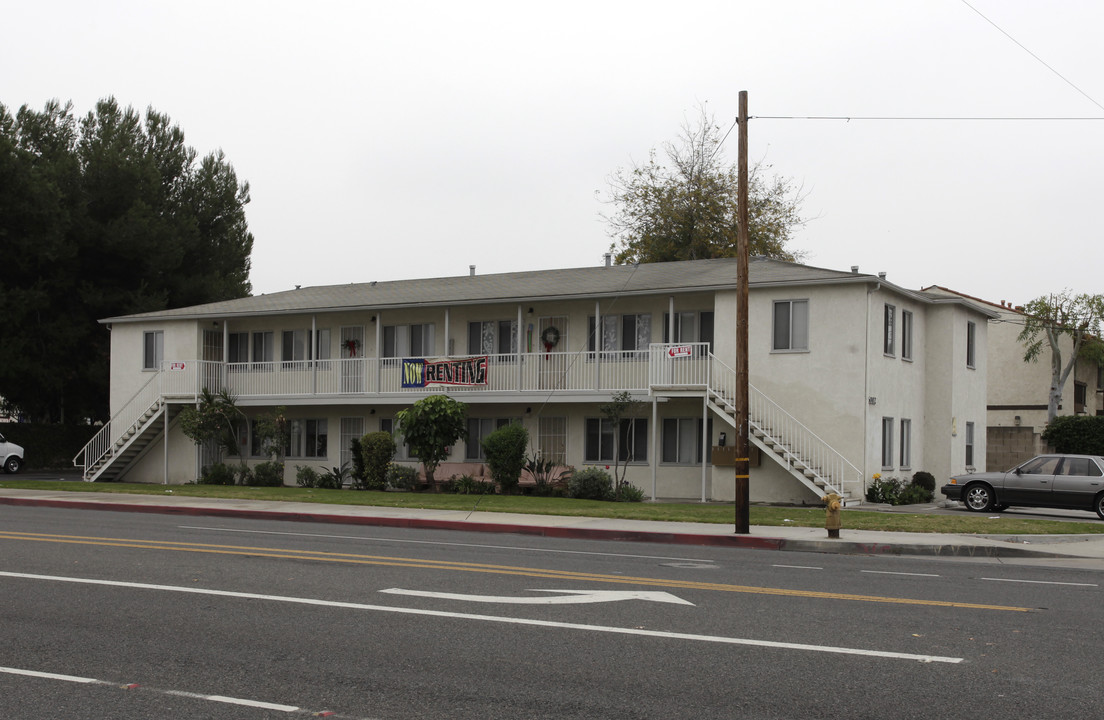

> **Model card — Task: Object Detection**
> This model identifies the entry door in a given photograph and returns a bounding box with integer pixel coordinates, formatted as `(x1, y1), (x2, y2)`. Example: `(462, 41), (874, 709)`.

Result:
(202, 330), (224, 391)
(340, 326), (365, 393)
(539, 316), (568, 389)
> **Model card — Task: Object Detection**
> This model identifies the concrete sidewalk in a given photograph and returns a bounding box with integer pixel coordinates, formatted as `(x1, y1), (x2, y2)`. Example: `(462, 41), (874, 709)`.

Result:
(4, 487), (1104, 561)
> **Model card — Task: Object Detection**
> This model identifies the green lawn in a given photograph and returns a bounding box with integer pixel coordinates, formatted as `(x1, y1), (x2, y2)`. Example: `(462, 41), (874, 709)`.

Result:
(3, 479), (1103, 535)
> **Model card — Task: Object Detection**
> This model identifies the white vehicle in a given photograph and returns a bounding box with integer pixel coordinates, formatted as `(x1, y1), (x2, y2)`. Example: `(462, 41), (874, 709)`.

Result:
(0, 431), (24, 473)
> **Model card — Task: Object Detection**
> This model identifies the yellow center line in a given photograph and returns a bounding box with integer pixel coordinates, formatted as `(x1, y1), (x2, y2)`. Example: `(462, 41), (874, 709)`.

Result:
(0, 530), (1031, 612)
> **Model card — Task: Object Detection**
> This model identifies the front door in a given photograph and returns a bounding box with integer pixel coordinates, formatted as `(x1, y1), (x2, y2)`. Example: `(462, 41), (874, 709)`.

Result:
(340, 326), (365, 393)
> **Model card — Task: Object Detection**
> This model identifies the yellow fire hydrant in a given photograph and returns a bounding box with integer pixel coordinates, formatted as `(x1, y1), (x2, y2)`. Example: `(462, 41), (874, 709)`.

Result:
(821, 493), (842, 539)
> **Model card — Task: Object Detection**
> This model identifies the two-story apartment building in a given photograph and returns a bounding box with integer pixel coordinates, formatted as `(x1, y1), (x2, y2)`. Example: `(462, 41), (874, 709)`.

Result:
(924, 287), (1104, 470)
(77, 257), (996, 504)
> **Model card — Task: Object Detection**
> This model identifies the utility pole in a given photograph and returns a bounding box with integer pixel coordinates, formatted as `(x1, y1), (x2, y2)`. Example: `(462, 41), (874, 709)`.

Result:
(734, 90), (750, 534)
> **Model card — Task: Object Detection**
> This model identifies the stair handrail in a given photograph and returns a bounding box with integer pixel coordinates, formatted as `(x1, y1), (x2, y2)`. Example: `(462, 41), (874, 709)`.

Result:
(72, 369), (165, 480)
(708, 354), (864, 498)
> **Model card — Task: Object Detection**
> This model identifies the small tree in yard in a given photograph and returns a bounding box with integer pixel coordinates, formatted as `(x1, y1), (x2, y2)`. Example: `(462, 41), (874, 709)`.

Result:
(395, 395), (468, 491)
(600, 391), (645, 499)
(1018, 292), (1104, 424)
(179, 388), (246, 468)
(482, 422), (529, 494)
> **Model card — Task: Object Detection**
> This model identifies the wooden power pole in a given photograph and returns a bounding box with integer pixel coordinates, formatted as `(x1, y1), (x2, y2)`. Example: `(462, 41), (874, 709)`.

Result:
(734, 91), (750, 534)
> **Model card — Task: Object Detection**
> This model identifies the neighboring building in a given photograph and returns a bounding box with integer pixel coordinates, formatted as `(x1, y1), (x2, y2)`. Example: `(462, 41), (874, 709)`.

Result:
(924, 287), (1104, 470)
(78, 257), (995, 504)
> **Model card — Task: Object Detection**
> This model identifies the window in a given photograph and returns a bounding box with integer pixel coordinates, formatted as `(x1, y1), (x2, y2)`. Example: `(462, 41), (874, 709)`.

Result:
(585, 418), (648, 463)
(1075, 381), (1087, 414)
(383, 323), (436, 358)
(143, 331), (163, 370)
(901, 310), (913, 361)
(380, 418), (412, 460)
(965, 421), (975, 468)
(538, 416), (567, 465)
(340, 417), (364, 470)
(252, 331), (274, 364)
(1059, 457), (1103, 477)
(228, 332), (249, 364)
(966, 321), (976, 368)
(772, 300), (808, 351)
(465, 417), (515, 460)
(899, 418), (911, 469)
(468, 320), (517, 355)
(663, 311), (715, 351)
(282, 329), (309, 364)
(315, 328), (331, 361)
(662, 418), (713, 464)
(287, 419), (328, 458)
(883, 304), (895, 356)
(881, 417), (894, 468)
(587, 314), (651, 354)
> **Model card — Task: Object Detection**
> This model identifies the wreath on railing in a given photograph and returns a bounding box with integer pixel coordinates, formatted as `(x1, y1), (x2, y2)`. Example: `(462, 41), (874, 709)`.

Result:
(540, 326), (561, 353)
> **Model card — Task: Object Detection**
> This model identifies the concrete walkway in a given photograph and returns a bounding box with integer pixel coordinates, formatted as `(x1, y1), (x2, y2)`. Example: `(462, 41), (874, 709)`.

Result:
(4, 487), (1104, 561)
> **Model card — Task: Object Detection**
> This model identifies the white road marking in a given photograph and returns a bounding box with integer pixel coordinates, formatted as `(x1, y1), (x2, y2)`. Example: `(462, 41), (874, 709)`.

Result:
(0, 570), (962, 664)
(178, 525), (716, 563)
(861, 570), (940, 578)
(773, 564), (823, 570)
(0, 666), (300, 713)
(981, 577), (1098, 587)
(380, 588), (696, 605)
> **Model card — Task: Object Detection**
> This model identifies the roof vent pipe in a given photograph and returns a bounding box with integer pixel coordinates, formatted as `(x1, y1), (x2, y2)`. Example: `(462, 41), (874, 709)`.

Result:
(469, 265), (476, 277)
(878, 272), (887, 280)
(604, 253), (612, 267)
(851, 266), (859, 273)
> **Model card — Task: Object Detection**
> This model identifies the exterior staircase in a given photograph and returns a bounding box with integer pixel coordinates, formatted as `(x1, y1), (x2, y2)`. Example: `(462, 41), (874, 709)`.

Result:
(707, 356), (864, 505)
(74, 373), (175, 482)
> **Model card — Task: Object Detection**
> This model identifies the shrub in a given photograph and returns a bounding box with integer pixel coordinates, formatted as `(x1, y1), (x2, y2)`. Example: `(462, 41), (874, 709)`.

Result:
(358, 431), (396, 490)
(569, 466), (614, 501)
(482, 423), (529, 494)
(898, 481), (932, 505)
(251, 461), (285, 487)
(317, 463), (349, 490)
(525, 453), (571, 491)
(386, 463), (419, 491)
(349, 436), (367, 487)
(911, 471), (936, 494)
(234, 464), (255, 486)
(449, 474), (496, 495)
(296, 465), (321, 488)
(1043, 415), (1104, 455)
(0, 423), (98, 470)
(199, 462), (236, 485)
(865, 476), (901, 504)
(617, 482), (646, 502)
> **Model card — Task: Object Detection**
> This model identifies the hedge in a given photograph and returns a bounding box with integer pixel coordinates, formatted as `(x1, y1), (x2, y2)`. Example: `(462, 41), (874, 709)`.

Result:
(0, 424), (98, 470)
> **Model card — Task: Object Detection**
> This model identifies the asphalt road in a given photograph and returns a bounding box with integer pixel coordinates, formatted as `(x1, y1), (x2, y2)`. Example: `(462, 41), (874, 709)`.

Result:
(3, 504), (1103, 719)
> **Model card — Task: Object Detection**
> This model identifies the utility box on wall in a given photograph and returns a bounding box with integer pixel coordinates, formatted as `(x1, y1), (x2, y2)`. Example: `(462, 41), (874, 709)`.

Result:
(711, 445), (761, 468)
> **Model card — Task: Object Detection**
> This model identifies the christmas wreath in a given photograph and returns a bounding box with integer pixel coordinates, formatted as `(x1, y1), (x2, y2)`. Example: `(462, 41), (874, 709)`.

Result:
(540, 326), (560, 350)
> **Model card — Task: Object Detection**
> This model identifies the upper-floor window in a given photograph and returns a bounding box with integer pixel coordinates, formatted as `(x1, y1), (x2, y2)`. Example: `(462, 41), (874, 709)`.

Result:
(663, 311), (715, 351)
(966, 321), (976, 368)
(1075, 381), (1087, 414)
(228, 332), (249, 363)
(901, 310), (914, 361)
(383, 323), (435, 358)
(468, 320), (517, 355)
(253, 331), (274, 363)
(281, 329), (330, 365)
(883, 304), (896, 356)
(143, 331), (163, 370)
(587, 314), (651, 353)
(772, 300), (808, 351)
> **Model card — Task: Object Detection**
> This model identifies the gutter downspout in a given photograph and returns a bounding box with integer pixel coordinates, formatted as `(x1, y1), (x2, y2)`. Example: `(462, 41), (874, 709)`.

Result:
(864, 281), (881, 490)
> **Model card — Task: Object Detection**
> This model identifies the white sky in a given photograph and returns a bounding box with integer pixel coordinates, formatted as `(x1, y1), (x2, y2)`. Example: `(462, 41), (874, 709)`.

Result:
(4, 0), (1101, 306)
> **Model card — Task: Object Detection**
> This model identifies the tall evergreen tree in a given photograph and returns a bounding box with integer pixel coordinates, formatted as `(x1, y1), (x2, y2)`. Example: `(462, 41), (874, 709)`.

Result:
(0, 98), (253, 422)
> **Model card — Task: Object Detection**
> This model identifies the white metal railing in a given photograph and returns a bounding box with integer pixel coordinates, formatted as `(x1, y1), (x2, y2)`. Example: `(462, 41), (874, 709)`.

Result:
(649, 343), (710, 387)
(709, 355), (863, 498)
(73, 370), (165, 480)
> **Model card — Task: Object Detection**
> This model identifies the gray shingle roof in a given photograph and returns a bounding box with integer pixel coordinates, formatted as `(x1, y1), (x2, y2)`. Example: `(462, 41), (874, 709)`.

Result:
(100, 257), (902, 323)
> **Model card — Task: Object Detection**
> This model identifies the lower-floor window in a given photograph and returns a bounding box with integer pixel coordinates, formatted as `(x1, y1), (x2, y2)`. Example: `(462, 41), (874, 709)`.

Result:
(965, 421), (975, 467)
(899, 418), (912, 469)
(661, 418), (713, 464)
(466, 417), (517, 461)
(380, 417), (412, 460)
(288, 419), (328, 458)
(585, 418), (648, 463)
(881, 417), (894, 468)
(340, 417), (365, 470)
(538, 416), (567, 465)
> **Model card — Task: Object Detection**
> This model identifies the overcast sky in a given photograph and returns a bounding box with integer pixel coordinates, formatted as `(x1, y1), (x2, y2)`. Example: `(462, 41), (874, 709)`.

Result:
(5, 0), (1101, 306)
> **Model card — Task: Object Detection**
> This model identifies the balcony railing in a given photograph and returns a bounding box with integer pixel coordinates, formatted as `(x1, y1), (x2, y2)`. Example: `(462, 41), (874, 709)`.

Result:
(158, 344), (712, 400)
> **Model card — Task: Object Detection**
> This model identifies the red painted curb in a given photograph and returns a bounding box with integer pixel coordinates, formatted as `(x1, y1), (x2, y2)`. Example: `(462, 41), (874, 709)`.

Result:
(0, 496), (784, 550)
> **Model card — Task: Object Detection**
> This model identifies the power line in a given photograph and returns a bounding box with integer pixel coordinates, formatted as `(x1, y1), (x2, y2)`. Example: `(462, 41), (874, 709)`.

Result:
(960, 0), (1104, 113)
(751, 116), (1104, 121)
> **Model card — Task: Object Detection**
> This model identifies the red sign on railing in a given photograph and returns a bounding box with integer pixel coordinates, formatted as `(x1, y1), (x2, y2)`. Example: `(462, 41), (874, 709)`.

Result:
(169, 362), (187, 371)
(666, 345), (693, 358)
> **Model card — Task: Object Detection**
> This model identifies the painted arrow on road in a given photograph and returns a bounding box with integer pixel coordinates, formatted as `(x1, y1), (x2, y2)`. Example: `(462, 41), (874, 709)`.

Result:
(380, 588), (695, 606)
